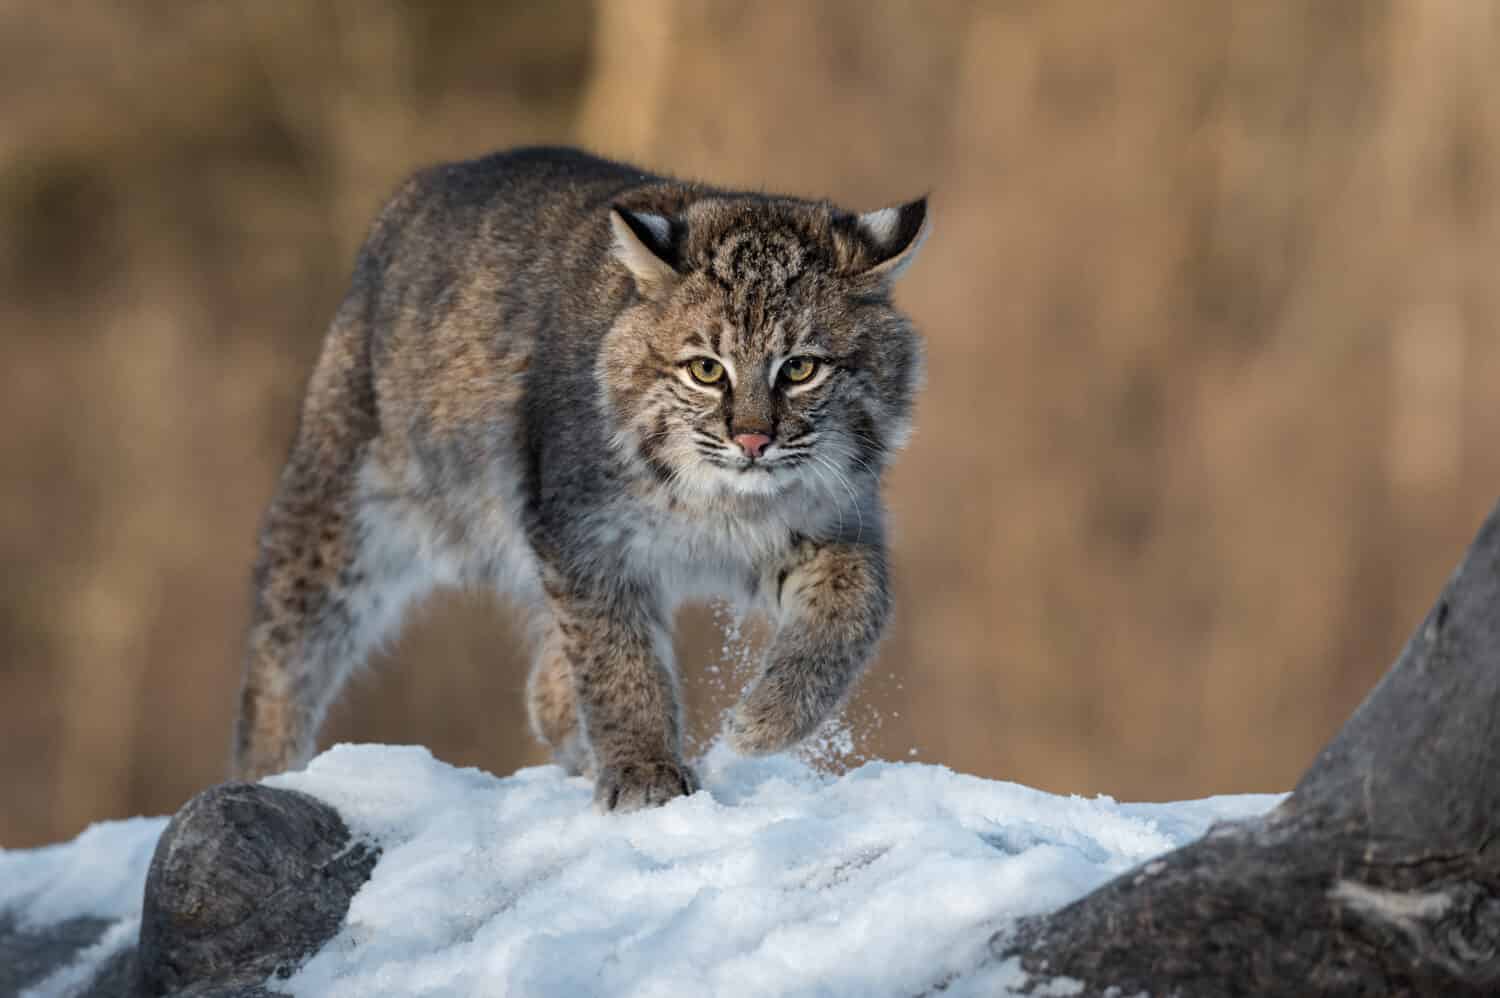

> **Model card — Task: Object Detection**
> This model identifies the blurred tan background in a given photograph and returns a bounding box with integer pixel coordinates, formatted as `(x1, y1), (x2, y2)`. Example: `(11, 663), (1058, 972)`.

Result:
(4, 1), (1499, 848)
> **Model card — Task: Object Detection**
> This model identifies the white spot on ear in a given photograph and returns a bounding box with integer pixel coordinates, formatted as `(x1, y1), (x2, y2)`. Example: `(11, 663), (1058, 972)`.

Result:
(860, 200), (930, 280)
(637, 212), (671, 245)
(858, 207), (901, 247)
(610, 208), (677, 295)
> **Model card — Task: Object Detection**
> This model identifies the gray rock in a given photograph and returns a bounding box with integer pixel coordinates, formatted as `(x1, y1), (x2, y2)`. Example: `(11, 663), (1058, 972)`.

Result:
(81, 948), (140, 998)
(135, 783), (378, 997)
(987, 499), (1500, 996)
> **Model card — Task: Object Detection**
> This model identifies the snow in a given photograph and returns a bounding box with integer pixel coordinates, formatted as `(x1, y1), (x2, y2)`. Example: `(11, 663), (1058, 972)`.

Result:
(0, 743), (1280, 997)
(0, 815), (165, 997)
(0, 817), (164, 932)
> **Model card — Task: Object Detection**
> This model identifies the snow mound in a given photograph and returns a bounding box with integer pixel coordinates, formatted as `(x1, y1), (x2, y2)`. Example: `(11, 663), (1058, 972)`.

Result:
(1, 744), (1280, 997)
(0, 815), (165, 997)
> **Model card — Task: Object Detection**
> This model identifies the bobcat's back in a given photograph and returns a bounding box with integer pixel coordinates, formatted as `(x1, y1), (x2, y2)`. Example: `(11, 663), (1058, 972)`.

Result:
(311, 150), (672, 596)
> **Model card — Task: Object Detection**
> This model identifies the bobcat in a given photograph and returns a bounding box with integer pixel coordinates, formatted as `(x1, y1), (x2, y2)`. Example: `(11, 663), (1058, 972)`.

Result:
(232, 147), (928, 810)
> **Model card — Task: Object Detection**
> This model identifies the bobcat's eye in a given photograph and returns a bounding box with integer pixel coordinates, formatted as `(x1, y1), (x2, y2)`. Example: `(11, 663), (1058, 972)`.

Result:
(781, 357), (819, 384)
(687, 358), (725, 385)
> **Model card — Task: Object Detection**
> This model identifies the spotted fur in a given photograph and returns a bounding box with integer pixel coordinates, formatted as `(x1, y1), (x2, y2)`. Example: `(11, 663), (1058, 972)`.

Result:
(232, 147), (928, 811)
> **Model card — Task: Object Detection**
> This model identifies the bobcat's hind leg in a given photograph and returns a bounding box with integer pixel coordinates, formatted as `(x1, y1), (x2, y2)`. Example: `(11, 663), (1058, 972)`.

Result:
(235, 630), (316, 782)
(233, 442), (433, 782)
(526, 621), (593, 777)
(233, 484), (372, 782)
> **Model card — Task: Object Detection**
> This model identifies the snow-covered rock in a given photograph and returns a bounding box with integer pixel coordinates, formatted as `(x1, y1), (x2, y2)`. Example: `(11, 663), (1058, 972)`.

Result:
(0, 743), (1279, 997)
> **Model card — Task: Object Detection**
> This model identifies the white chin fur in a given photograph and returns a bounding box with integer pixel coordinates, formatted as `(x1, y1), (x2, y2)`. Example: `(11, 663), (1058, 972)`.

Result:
(723, 469), (782, 497)
(683, 461), (782, 499)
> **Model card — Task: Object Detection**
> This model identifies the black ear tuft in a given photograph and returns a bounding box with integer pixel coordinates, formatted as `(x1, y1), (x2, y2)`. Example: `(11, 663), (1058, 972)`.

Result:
(855, 197), (930, 279)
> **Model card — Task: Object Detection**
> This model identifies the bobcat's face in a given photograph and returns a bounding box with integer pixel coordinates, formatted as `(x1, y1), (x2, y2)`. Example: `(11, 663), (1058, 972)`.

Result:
(600, 195), (927, 508)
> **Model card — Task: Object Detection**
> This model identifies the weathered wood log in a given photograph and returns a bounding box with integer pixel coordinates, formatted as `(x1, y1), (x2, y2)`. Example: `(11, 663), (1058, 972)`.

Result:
(989, 500), (1500, 996)
(135, 783), (378, 997)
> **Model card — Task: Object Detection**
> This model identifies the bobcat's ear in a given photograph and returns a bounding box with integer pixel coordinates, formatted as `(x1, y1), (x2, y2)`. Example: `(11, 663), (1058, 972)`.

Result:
(610, 206), (681, 298)
(853, 197), (929, 280)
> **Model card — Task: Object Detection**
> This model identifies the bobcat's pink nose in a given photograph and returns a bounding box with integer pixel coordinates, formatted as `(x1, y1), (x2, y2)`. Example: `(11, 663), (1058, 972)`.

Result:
(732, 432), (773, 460)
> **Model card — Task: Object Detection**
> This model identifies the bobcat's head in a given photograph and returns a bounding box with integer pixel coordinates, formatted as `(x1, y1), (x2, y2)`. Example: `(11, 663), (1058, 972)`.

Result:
(600, 190), (928, 513)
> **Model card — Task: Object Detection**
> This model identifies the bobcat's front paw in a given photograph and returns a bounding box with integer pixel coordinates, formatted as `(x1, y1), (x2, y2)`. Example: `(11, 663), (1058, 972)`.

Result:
(727, 686), (819, 757)
(594, 758), (698, 812)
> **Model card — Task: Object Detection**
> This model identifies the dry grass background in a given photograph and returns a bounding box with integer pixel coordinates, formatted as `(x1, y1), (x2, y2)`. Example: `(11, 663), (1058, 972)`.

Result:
(3, 1), (1498, 848)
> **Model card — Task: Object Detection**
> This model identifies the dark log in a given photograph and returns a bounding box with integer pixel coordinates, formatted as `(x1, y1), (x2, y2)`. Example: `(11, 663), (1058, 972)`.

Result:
(987, 501), (1500, 996)
(135, 783), (378, 997)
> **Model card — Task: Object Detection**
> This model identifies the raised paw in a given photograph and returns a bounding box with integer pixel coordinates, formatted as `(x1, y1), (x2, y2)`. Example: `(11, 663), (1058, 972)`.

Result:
(727, 688), (818, 757)
(594, 758), (699, 812)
